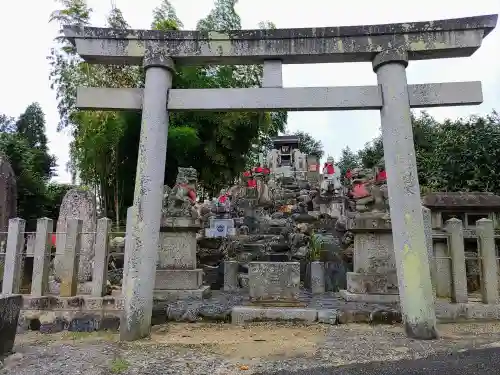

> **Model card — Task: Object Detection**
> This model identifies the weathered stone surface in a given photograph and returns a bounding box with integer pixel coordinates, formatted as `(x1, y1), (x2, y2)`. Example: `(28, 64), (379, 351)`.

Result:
(0, 294), (21, 356)
(54, 188), (96, 282)
(317, 309), (338, 324)
(64, 15), (497, 66)
(158, 217), (199, 269)
(346, 272), (397, 294)
(223, 261), (239, 291)
(310, 261), (325, 294)
(155, 269), (202, 290)
(232, 306), (317, 324)
(249, 262), (300, 303)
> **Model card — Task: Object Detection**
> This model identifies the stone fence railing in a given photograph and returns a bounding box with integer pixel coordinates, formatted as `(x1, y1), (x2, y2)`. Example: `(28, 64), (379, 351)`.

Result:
(0, 218), (123, 298)
(431, 218), (499, 305)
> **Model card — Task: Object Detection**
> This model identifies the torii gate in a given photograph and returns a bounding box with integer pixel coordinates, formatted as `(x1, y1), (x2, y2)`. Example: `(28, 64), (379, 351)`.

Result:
(64, 14), (497, 341)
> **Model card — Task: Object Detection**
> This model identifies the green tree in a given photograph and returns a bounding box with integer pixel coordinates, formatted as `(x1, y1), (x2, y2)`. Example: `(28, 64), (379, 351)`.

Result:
(294, 131), (324, 159)
(15, 103), (57, 180)
(49, 0), (288, 223)
(357, 136), (383, 169)
(337, 146), (359, 173)
(354, 110), (500, 195)
(44, 182), (74, 221)
(0, 115), (16, 133)
(0, 133), (46, 227)
(0, 104), (66, 228)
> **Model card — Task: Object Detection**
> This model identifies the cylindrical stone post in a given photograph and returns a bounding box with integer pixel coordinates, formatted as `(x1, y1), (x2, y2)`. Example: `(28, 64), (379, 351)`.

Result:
(2, 218), (26, 294)
(92, 218), (111, 297)
(476, 218), (498, 304)
(422, 206), (436, 299)
(224, 260), (239, 291)
(122, 206), (134, 295)
(373, 49), (437, 340)
(60, 218), (83, 297)
(120, 50), (174, 342)
(310, 261), (325, 294)
(444, 218), (468, 303)
(31, 218), (53, 297)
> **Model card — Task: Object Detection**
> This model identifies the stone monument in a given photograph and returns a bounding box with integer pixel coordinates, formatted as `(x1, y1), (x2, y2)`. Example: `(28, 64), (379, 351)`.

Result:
(340, 216), (398, 303)
(248, 262), (302, 306)
(155, 167), (211, 299)
(54, 188), (96, 283)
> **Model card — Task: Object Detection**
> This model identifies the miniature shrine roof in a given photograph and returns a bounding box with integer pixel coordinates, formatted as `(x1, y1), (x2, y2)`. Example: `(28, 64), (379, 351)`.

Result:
(272, 136), (300, 144)
(422, 192), (500, 210)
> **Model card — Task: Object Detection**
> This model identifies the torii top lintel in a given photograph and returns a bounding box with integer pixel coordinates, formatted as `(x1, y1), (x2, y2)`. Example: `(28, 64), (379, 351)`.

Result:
(63, 14), (497, 66)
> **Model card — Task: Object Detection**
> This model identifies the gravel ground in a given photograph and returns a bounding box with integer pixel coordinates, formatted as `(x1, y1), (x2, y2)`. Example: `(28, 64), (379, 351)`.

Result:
(3, 322), (500, 375)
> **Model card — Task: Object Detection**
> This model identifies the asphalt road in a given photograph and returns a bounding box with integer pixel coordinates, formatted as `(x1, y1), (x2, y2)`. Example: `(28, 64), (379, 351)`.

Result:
(257, 347), (500, 375)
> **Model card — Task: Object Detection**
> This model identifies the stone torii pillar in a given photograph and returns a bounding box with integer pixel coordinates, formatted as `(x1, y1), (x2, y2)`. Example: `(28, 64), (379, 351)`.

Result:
(120, 49), (174, 341)
(373, 49), (436, 339)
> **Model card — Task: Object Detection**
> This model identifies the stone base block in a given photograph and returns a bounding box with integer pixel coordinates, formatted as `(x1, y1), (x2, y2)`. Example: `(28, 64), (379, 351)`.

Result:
(231, 306), (317, 324)
(153, 285), (211, 301)
(346, 272), (398, 294)
(249, 262), (300, 303)
(18, 309), (122, 334)
(155, 269), (203, 290)
(339, 289), (400, 304)
(435, 300), (500, 321)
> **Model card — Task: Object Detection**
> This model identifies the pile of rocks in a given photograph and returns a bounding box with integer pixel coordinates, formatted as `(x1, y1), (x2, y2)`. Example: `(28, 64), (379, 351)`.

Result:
(195, 173), (354, 291)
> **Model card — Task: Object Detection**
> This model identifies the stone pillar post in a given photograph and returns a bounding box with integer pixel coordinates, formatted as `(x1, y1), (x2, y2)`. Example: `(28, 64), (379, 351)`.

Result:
(434, 241), (452, 298)
(224, 260), (239, 291)
(121, 50), (174, 341)
(122, 206), (134, 294)
(444, 218), (468, 303)
(31, 218), (53, 297)
(310, 261), (325, 294)
(476, 218), (498, 304)
(373, 49), (436, 339)
(92, 218), (111, 297)
(2, 218), (26, 294)
(60, 219), (83, 297)
(422, 207), (436, 299)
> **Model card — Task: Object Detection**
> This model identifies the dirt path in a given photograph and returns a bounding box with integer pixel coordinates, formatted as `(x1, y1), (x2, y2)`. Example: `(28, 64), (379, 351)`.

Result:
(3, 322), (500, 374)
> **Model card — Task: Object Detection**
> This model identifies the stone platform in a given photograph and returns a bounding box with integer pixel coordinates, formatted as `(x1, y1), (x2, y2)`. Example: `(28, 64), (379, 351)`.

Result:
(14, 291), (500, 333)
(153, 285), (211, 300)
(339, 290), (399, 304)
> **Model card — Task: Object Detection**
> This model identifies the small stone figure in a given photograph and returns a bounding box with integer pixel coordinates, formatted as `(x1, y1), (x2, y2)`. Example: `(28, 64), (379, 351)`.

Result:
(164, 167), (199, 218)
(320, 156), (342, 197)
(346, 158), (389, 215)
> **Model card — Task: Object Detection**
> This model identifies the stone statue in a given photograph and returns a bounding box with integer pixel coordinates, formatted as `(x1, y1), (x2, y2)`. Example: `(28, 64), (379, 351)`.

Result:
(163, 167), (199, 218)
(320, 156), (342, 196)
(347, 159), (389, 215)
(266, 149), (279, 173)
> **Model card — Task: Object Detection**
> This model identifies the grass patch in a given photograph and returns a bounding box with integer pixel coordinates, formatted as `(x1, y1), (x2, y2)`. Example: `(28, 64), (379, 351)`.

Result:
(109, 357), (130, 374)
(61, 330), (117, 342)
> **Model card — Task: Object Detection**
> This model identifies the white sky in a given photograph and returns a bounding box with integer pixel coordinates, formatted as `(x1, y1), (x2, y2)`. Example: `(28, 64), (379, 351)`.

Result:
(0, 0), (499, 183)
